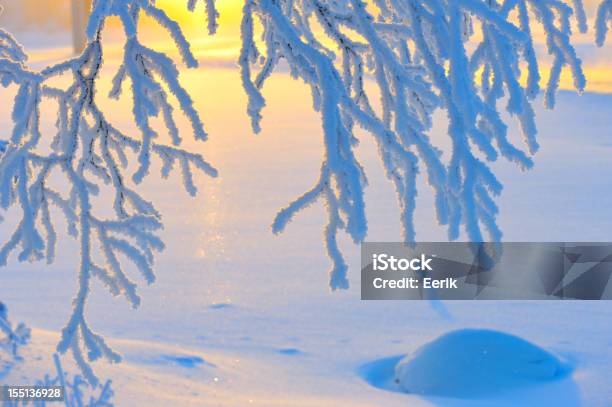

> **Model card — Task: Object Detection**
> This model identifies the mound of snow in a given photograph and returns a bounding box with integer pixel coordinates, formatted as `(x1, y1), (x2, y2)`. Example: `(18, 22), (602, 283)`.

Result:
(395, 329), (568, 398)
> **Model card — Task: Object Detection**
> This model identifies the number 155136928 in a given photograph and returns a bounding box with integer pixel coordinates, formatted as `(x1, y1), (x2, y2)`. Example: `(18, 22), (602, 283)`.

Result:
(1, 386), (64, 401)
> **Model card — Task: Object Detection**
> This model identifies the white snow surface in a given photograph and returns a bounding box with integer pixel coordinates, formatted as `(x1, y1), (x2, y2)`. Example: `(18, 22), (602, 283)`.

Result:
(393, 329), (570, 399)
(0, 55), (612, 406)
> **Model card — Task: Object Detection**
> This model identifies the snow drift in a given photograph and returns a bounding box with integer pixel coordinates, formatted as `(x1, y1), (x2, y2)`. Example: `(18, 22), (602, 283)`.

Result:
(394, 329), (570, 398)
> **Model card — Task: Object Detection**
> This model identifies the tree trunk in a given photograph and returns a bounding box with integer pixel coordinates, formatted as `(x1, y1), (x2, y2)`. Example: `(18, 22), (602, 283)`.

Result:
(71, 0), (92, 54)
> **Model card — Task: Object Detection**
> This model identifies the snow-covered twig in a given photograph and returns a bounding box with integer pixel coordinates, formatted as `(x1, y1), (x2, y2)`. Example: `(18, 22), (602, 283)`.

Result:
(0, 302), (30, 365)
(2, 354), (114, 407)
(0, 1), (216, 384)
(240, 0), (590, 288)
(596, 0), (612, 45)
(188, 0), (220, 35)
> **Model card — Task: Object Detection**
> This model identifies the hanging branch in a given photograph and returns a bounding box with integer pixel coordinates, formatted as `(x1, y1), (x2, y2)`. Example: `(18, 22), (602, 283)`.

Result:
(0, 0), (216, 384)
(596, 0), (612, 45)
(0, 0), (609, 385)
(0, 301), (30, 364)
(240, 0), (589, 288)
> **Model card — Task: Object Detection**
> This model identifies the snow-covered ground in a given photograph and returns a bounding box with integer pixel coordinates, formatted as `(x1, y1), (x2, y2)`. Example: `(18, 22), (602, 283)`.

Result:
(1, 47), (612, 406)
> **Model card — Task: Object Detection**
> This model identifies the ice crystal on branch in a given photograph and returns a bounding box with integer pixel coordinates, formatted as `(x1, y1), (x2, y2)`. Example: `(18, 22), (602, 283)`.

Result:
(2, 354), (115, 407)
(240, 0), (591, 288)
(0, 302), (30, 364)
(596, 0), (612, 45)
(0, 1), (216, 384)
(188, 0), (220, 35)
(40, 354), (115, 407)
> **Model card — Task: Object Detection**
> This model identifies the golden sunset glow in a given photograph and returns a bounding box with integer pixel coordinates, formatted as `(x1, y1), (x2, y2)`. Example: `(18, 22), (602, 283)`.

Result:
(156, 0), (243, 40)
(147, 0), (612, 93)
(8, 0), (612, 93)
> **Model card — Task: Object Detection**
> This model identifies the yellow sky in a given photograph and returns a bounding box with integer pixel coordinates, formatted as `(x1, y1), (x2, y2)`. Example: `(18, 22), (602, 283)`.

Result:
(155, 0), (243, 41)
(15, 0), (612, 93)
(146, 0), (612, 93)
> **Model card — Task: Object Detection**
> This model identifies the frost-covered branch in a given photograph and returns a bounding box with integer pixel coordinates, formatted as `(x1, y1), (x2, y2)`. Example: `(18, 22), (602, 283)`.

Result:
(188, 0), (220, 35)
(0, 302), (30, 365)
(2, 354), (114, 407)
(240, 0), (591, 288)
(0, 1), (216, 384)
(596, 0), (612, 45)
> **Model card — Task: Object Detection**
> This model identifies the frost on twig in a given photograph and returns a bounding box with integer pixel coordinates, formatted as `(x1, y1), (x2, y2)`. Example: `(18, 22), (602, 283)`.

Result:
(0, 1), (216, 384)
(188, 0), (220, 35)
(2, 354), (114, 407)
(596, 0), (612, 45)
(240, 0), (590, 289)
(0, 301), (30, 366)
(48, 353), (114, 407)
